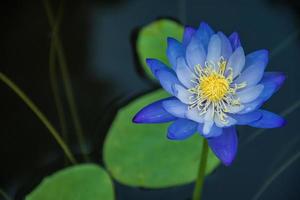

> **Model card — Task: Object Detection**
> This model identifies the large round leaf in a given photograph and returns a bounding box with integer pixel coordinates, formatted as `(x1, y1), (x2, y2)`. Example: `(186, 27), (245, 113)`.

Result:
(136, 19), (184, 79)
(103, 89), (220, 188)
(26, 164), (114, 200)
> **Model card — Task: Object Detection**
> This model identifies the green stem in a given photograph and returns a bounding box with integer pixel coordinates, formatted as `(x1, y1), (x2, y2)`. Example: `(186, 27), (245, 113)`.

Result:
(0, 188), (12, 200)
(0, 72), (77, 164)
(43, 0), (89, 161)
(49, 1), (69, 146)
(192, 139), (209, 200)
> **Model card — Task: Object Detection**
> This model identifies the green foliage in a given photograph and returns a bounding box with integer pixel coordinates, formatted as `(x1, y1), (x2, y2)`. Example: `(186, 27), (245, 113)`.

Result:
(26, 164), (114, 200)
(104, 89), (220, 188)
(136, 19), (184, 79)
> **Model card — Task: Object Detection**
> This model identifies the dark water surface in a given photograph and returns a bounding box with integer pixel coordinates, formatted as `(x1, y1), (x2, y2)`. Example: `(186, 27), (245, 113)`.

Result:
(1, 0), (300, 199)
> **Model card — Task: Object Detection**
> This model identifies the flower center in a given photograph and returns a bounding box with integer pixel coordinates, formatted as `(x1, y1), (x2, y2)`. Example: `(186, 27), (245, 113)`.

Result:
(188, 58), (247, 124)
(199, 73), (229, 102)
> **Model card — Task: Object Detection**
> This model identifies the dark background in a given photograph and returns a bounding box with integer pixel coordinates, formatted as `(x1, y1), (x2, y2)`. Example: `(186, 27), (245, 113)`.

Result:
(1, 0), (300, 199)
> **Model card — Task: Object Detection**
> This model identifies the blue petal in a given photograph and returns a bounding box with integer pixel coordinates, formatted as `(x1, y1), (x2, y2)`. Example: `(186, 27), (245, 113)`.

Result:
(244, 49), (269, 69)
(227, 46), (245, 78)
(182, 26), (196, 46)
(218, 31), (233, 60)
(238, 99), (265, 114)
(228, 32), (241, 51)
(260, 72), (286, 92)
(167, 119), (197, 140)
(162, 99), (187, 118)
(208, 126), (238, 166)
(238, 72), (286, 114)
(185, 108), (204, 123)
(249, 110), (286, 128)
(155, 68), (181, 95)
(206, 34), (222, 66)
(186, 35), (206, 70)
(195, 22), (215, 50)
(172, 84), (190, 104)
(236, 84), (264, 103)
(133, 98), (177, 123)
(175, 57), (195, 88)
(198, 123), (223, 138)
(259, 72), (286, 100)
(230, 111), (262, 125)
(167, 37), (184, 69)
(146, 58), (172, 75)
(234, 60), (267, 87)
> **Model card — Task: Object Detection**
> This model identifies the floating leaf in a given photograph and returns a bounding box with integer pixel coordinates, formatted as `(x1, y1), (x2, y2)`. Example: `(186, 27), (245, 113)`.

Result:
(104, 89), (220, 188)
(26, 164), (114, 200)
(136, 19), (184, 79)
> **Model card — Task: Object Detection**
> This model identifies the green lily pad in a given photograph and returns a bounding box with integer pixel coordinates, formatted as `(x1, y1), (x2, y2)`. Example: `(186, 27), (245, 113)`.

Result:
(103, 89), (220, 188)
(25, 164), (114, 200)
(136, 19), (184, 79)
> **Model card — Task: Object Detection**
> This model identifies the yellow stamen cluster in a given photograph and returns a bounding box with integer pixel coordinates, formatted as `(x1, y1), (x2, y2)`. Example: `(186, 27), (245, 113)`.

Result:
(188, 58), (246, 123)
(200, 73), (229, 102)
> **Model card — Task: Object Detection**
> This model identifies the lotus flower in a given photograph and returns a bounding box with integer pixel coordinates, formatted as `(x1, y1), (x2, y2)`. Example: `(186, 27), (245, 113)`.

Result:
(133, 22), (286, 165)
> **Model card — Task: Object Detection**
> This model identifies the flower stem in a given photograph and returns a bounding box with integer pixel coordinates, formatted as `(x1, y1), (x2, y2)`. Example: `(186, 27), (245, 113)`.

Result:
(43, 0), (89, 161)
(49, 1), (69, 149)
(192, 139), (209, 200)
(0, 72), (77, 164)
(0, 188), (12, 200)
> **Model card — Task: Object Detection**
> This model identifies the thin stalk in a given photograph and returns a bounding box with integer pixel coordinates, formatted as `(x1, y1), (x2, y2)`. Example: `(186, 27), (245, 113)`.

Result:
(192, 139), (209, 200)
(49, 1), (69, 146)
(0, 188), (12, 200)
(43, 0), (89, 161)
(251, 151), (300, 200)
(0, 72), (77, 164)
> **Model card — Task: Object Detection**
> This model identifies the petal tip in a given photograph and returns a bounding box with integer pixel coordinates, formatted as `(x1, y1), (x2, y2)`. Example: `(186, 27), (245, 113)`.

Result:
(199, 21), (210, 28)
(167, 37), (177, 44)
(166, 132), (177, 140)
(279, 118), (287, 127)
(223, 159), (234, 166)
(277, 72), (287, 85)
(132, 112), (143, 123)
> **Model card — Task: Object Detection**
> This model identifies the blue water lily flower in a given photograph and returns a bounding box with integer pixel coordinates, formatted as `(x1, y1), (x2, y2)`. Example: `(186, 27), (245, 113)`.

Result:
(133, 22), (286, 166)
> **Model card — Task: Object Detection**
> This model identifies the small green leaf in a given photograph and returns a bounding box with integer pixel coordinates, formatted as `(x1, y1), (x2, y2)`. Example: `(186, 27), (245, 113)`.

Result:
(136, 19), (184, 79)
(103, 89), (220, 188)
(25, 164), (114, 200)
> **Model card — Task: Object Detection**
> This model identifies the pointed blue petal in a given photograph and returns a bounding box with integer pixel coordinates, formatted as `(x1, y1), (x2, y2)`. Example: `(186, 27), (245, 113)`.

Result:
(155, 68), (181, 95)
(198, 123), (223, 138)
(175, 57), (195, 88)
(182, 26), (196, 46)
(218, 31), (233, 60)
(166, 37), (184, 69)
(249, 110), (286, 128)
(167, 119), (197, 140)
(236, 84), (264, 103)
(206, 34), (222, 66)
(162, 99), (187, 118)
(230, 111), (262, 125)
(260, 72), (286, 92)
(186, 35), (206, 70)
(195, 22), (215, 50)
(146, 58), (172, 75)
(238, 72), (286, 114)
(244, 49), (269, 69)
(234, 60), (267, 87)
(172, 84), (190, 104)
(208, 126), (238, 166)
(258, 72), (286, 101)
(238, 98), (265, 114)
(133, 98), (177, 124)
(227, 46), (245, 78)
(228, 32), (241, 51)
